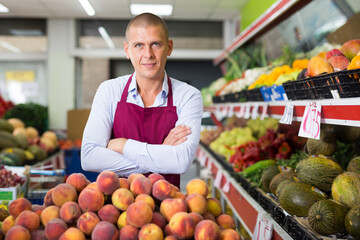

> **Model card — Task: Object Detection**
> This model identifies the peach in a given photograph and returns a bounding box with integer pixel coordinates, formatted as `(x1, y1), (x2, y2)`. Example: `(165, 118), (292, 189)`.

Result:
(98, 204), (120, 224)
(194, 220), (220, 240)
(189, 212), (204, 226)
(58, 227), (86, 240)
(203, 212), (216, 222)
(126, 201), (153, 228)
(44, 218), (68, 240)
(65, 173), (88, 192)
(32, 204), (45, 217)
(78, 187), (104, 212)
(31, 229), (47, 240)
(206, 197), (223, 217)
(138, 223), (164, 240)
(325, 48), (344, 61)
(8, 197), (32, 218)
(216, 214), (236, 229)
(135, 194), (155, 211)
(77, 211), (100, 236)
(52, 183), (78, 207)
(4, 225), (31, 240)
(117, 211), (128, 229)
(40, 205), (60, 226)
(119, 177), (130, 189)
(160, 198), (188, 222)
(171, 184), (180, 192)
(152, 179), (176, 201)
(2, 215), (15, 234)
(186, 193), (207, 215)
(341, 39), (360, 60)
(186, 179), (209, 198)
(151, 211), (167, 230)
(164, 224), (173, 236)
(44, 188), (54, 206)
(60, 201), (81, 224)
(219, 229), (241, 240)
(96, 171), (120, 195)
(86, 182), (99, 190)
(169, 212), (195, 239)
(164, 236), (178, 240)
(127, 173), (145, 184)
(111, 188), (134, 211)
(328, 55), (349, 71)
(130, 176), (152, 197)
(148, 173), (165, 185)
(173, 191), (186, 200)
(91, 221), (119, 240)
(15, 209), (40, 231)
(119, 224), (139, 240)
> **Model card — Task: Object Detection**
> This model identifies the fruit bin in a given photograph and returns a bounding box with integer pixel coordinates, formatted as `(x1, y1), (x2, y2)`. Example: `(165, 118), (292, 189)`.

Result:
(283, 68), (360, 100)
(245, 88), (264, 102)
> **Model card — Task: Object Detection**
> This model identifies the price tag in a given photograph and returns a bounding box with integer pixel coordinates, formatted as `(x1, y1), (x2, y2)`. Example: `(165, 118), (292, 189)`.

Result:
(214, 170), (223, 189)
(279, 104), (294, 125)
(251, 104), (259, 119)
(252, 213), (273, 240)
(220, 105), (228, 118)
(235, 105), (245, 118)
(206, 158), (212, 171)
(244, 104), (251, 119)
(222, 178), (230, 193)
(215, 105), (223, 121)
(261, 104), (268, 120)
(198, 154), (207, 167)
(227, 105), (234, 118)
(298, 102), (321, 140)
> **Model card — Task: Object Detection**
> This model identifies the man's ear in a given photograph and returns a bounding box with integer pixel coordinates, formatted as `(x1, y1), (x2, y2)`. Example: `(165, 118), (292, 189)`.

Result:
(124, 41), (130, 59)
(167, 39), (173, 56)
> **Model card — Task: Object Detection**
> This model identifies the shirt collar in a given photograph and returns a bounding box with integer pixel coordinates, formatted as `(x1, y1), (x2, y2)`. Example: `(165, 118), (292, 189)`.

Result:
(128, 72), (169, 98)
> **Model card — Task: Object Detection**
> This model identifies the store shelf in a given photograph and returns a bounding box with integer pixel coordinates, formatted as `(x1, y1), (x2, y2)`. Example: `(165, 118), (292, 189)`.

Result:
(214, 0), (311, 65)
(196, 144), (321, 240)
(204, 97), (360, 127)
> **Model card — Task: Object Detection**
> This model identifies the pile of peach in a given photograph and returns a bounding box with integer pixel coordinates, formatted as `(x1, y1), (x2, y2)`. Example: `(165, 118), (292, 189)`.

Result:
(1, 171), (241, 240)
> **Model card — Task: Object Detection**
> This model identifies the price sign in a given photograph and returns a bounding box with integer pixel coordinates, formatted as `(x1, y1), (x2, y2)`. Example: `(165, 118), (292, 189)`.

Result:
(214, 170), (223, 188)
(220, 105), (229, 118)
(279, 104), (294, 125)
(206, 158), (212, 171)
(261, 104), (268, 120)
(298, 102), (322, 140)
(251, 104), (259, 119)
(235, 105), (245, 118)
(244, 104), (251, 119)
(252, 213), (273, 240)
(222, 178), (230, 193)
(227, 105), (234, 117)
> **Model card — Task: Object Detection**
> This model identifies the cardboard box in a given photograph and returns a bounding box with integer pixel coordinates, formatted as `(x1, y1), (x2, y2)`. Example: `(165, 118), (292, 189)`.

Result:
(327, 12), (360, 45)
(67, 109), (91, 141)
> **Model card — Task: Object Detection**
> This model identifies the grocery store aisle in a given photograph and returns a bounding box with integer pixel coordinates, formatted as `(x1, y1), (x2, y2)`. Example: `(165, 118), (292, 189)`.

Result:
(180, 161), (200, 192)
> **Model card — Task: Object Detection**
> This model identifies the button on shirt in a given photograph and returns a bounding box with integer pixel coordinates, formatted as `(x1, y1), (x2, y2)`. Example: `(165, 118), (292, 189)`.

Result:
(81, 72), (203, 177)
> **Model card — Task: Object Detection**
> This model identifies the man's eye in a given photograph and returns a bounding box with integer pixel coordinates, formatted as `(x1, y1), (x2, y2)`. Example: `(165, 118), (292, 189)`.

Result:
(153, 42), (160, 47)
(135, 44), (142, 47)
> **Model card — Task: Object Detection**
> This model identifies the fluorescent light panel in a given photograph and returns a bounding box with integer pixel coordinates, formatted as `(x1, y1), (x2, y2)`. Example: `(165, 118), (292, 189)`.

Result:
(78, 0), (95, 16)
(0, 3), (9, 12)
(0, 41), (21, 53)
(130, 4), (173, 16)
(98, 26), (115, 49)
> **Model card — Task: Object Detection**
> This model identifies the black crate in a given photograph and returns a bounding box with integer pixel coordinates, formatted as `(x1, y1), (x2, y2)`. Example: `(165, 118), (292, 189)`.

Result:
(246, 88), (264, 101)
(212, 95), (226, 103)
(283, 68), (360, 100)
(227, 90), (247, 102)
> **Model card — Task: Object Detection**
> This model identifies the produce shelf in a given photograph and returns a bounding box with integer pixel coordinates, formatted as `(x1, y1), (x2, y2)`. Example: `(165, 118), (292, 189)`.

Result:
(204, 97), (360, 127)
(196, 144), (321, 240)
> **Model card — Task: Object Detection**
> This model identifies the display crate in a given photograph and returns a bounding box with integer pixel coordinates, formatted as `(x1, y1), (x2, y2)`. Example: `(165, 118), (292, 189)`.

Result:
(64, 148), (99, 182)
(0, 179), (28, 207)
(246, 88), (264, 101)
(283, 69), (360, 100)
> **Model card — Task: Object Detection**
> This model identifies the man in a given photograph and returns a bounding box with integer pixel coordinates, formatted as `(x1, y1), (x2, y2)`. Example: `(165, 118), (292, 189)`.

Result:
(81, 13), (203, 187)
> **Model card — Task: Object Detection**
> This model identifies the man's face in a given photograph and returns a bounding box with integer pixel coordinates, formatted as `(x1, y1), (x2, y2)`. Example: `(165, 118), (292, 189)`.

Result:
(124, 25), (173, 82)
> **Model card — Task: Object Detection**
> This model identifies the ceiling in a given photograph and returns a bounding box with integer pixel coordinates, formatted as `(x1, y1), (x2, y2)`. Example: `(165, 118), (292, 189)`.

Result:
(0, 0), (248, 21)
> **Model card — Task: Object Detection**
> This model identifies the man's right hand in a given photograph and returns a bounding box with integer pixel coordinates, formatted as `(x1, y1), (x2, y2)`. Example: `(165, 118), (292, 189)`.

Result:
(163, 124), (191, 146)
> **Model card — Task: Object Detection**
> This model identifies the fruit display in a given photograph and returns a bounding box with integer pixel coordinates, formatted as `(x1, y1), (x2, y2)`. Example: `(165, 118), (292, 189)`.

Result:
(1, 172), (241, 240)
(0, 164), (26, 188)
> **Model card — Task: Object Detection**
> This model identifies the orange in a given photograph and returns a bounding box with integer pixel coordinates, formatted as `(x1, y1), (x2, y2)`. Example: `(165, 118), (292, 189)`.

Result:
(317, 51), (326, 58)
(348, 55), (360, 70)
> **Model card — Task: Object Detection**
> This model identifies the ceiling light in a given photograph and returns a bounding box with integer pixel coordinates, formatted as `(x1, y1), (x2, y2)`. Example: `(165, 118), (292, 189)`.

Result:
(78, 0), (95, 16)
(130, 4), (173, 16)
(0, 3), (9, 12)
(1, 41), (21, 53)
(98, 26), (115, 49)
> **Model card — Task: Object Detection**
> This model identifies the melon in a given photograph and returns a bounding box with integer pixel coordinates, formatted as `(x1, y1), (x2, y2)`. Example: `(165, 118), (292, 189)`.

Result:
(306, 125), (337, 156)
(345, 205), (360, 240)
(335, 125), (360, 144)
(26, 126), (39, 140)
(332, 171), (360, 209)
(347, 156), (360, 174)
(7, 118), (25, 129)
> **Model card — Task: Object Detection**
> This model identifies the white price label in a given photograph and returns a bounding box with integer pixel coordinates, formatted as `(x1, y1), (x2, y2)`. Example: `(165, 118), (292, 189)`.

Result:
(227, 105), (234, 117)
(206, 158), (212, 171)
(252, 213), (273, 240)
(279, 104), (294, 125)
(214, 170), (223, 189)
(251, 104), (259, 119)
(298, 102), (321, 140)
(261, 104), (268, 120)
(235, 105), (245, 118)
(222, 178), (230, 193)
(220, 105), (229, 118)
(244, 104), (251, 119)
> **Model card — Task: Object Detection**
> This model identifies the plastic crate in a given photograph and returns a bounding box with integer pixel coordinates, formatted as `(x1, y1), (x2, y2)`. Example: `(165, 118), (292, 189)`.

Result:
(212, 95), (226, 103)
(225, 90), (247, 102)
(26, 189), (48, 205)
(64, 149), (99, 182)
(283, 68), (360, 100)
(246, 88), (264, 101)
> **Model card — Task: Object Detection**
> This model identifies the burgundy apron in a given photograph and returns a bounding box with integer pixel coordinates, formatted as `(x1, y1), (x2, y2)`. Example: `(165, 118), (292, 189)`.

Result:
(112, 74), (180, 187)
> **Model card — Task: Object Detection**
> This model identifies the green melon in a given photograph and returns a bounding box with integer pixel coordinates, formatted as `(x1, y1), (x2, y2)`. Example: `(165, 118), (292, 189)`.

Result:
(332, 171), (360, 209)
(345, 205), (360, 240)
(347, 156), (360, 174)
(260, 165), (280, 193)
(27, 145), (47, 162)
(269, 170), (296, 195)
(0, 119), (14, 133)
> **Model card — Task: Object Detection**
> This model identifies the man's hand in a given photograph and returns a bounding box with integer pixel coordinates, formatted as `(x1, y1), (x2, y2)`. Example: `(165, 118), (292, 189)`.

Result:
(163, 124), (191, 146)
(107, 138), (128, 154)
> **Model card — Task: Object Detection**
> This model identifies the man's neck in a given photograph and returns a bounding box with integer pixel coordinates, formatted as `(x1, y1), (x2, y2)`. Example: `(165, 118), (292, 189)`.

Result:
(136, 74), (164, 107)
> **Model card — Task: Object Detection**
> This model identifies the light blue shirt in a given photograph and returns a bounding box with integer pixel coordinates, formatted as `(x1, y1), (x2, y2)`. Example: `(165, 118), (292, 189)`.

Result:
(81, 72), (203, 177)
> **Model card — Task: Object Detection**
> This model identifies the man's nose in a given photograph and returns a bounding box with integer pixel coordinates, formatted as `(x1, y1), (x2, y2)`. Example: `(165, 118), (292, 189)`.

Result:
(144, 45), (154, 58)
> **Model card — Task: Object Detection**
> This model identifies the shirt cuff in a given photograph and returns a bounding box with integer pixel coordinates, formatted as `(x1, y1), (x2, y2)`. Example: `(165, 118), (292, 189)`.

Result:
(123, 139), (147, 166)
